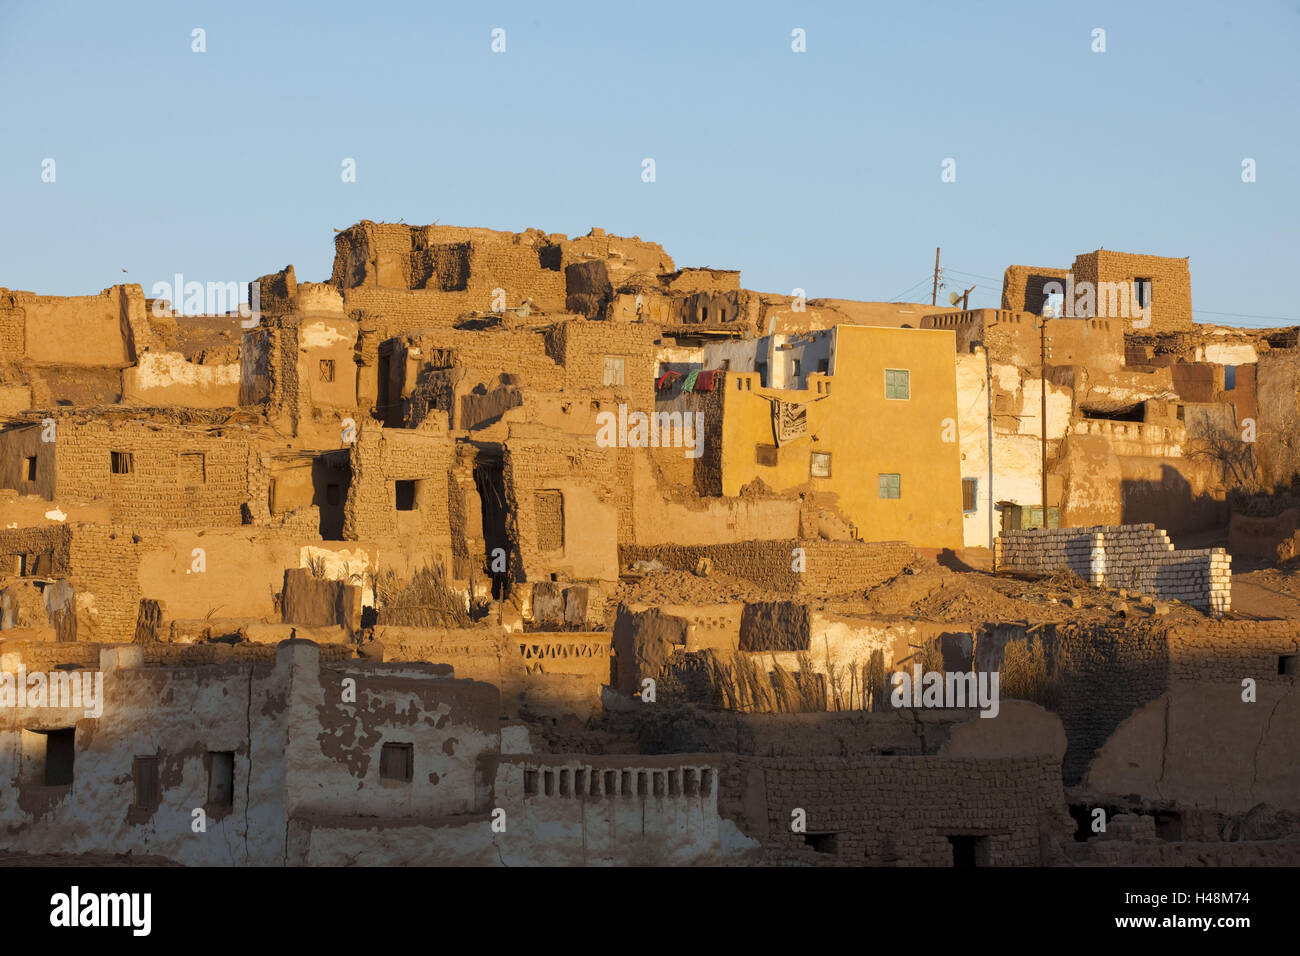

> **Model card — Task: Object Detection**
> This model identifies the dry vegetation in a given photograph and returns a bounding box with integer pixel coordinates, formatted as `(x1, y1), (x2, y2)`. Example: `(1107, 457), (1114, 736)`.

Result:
(374, 565), (472, 628)
(703, 647), (889, 714)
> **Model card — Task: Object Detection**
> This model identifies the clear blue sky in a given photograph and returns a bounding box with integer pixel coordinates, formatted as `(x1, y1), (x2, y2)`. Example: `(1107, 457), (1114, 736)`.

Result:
(2, 0), (1297, 326)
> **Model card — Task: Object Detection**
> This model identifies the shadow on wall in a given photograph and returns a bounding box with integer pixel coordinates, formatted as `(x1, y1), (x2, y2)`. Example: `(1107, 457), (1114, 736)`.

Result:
(1121, 465), (1227, 537)
(1019, 274), (1066, 315)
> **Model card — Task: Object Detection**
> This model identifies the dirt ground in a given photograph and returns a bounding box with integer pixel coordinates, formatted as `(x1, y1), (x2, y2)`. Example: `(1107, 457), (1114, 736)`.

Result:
(609, 554), (1210, 627)
(1228, 559), (1300, 619)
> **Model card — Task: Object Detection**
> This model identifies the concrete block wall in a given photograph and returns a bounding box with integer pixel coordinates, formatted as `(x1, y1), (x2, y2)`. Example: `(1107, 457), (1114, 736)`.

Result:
(996, 523), (1230, 612)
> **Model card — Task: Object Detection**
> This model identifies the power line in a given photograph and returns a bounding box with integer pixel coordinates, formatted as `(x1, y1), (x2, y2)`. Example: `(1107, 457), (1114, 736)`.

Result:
(944, 267), (1003, 282)
(1193, 309), (1296, 324)
(887, 274), (936, 302)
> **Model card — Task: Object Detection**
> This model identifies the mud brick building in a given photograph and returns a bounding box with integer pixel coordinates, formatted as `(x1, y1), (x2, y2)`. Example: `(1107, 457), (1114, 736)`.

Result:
(2, 220), (1299, 866)
(0, 413), (254, 530)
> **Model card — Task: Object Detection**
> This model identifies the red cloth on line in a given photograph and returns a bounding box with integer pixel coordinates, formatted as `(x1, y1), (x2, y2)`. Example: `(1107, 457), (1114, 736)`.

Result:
(695, 370), (717, 391)
(656, 370), (682, 390)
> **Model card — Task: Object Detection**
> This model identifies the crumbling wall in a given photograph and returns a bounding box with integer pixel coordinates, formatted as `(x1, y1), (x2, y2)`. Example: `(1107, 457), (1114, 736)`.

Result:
(1001, 265), (1071, 315)
(0, 285), (145, 366)
(331, 222), (567, 328)
(342, 423), (454, 564)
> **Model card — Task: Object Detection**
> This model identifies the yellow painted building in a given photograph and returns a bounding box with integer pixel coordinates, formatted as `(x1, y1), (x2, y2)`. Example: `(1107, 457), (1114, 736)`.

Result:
(717, 325), (964, 549)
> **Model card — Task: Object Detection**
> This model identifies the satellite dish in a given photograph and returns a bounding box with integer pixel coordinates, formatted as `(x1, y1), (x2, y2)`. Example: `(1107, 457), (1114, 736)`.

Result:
(948, 292), (962, 306)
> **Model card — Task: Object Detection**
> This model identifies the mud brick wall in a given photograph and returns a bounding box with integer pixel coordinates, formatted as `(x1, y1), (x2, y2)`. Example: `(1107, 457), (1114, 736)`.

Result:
(1000, 265), (1071, 315)
(67, 525), (149, 642)
(333, 223), (567, 327)
(1166, 620), (1300, 685)
(559, 231), (674, 284)
(1072, 250), (1192, 333)
(996, 524), (1230, 612)
(798, 541), (915, 596)
(982, 618), (1299, 786)
(0, 640), (352, 669)
(0, 300), (23, 355)
(401, 328), (565, 392)
(344, 288), (471, 330)
(342, 424), (454, 558)
(620, 539), (914, 596)
(503, 430), (630, 579)
(544, 320), (660, 397)
(565, 260), (613, 317)
(745, 754), (1064, 865)
(53, 420), (251, 530)
(996, 622), (1171, 786)
(0, 525), (71, 578)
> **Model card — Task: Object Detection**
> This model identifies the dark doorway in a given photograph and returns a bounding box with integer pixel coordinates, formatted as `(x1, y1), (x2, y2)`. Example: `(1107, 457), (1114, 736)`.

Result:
(474, 460), (513, 599)
(948, 834), (990, 867)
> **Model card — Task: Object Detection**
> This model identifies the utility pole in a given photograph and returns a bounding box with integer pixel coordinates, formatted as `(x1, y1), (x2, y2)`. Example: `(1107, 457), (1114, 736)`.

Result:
(1040, 315), (1049, 527)
(931, 247), (941, 307)
(985, 342), (995, 563)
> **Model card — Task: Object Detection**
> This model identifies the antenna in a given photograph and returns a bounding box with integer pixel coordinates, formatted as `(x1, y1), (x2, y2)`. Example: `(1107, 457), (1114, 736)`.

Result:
(948, 285), (976, 310)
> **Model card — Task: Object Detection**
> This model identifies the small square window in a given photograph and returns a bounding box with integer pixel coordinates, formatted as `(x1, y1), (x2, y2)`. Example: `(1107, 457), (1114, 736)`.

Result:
(24, 456), (36, 482)
(319, 359), (335, 383)
(110, 451), (134, 475)
(885, 369), (910, 400)
(133, 755), (160, 810)
(756, 444), (778, 467)
(962, 477), (978, 513)
(395, 480), (417, 511)
(878, 473), (901, 499)
(1279, 655), (1297, 677)
(380, 742), (413, 782)
(810, 451), (832, 478)
(603, 356), (625, 387)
